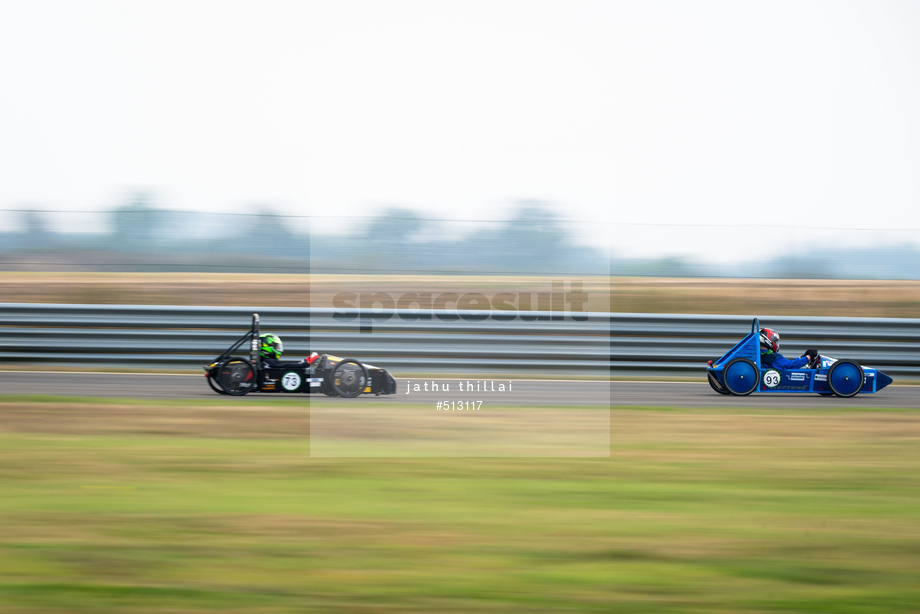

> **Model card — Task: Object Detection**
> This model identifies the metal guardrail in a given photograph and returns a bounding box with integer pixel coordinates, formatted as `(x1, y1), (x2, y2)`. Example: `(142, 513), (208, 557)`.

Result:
(1, 304), (919, 377)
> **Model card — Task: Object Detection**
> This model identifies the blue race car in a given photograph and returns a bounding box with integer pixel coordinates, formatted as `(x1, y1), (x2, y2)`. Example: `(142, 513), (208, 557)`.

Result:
(707, 318), (893, 397)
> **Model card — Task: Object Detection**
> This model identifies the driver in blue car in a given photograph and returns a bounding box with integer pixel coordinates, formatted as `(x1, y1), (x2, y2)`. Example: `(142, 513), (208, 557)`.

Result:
(760, 328), (818, 369)
(259, 333), (318, 369)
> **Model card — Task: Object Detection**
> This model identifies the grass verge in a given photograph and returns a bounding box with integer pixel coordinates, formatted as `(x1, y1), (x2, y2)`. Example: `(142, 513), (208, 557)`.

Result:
(3, 272), (920, 317)
(1, 397), (919, 612)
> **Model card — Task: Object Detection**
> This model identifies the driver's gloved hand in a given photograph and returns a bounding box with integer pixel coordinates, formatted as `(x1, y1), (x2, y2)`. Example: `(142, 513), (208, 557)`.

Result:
(804, 349), (818, 359)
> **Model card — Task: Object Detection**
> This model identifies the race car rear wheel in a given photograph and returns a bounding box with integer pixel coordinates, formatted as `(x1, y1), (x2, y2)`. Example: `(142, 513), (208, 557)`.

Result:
(707, 370), (730, 395)
(216, 358), (257, 396)
(206, 371), (227, 395)
(330, 359), (369, 398)
(723, 358), (758, 396)
(827, 359), (864, 398)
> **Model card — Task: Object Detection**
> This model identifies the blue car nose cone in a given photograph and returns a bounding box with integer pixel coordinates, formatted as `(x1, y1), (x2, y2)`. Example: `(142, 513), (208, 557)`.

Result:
(876, 371), (893, 391)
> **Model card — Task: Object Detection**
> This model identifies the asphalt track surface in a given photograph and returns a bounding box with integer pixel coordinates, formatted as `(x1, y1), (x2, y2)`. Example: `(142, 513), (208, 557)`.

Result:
(1, 371), (918, 408)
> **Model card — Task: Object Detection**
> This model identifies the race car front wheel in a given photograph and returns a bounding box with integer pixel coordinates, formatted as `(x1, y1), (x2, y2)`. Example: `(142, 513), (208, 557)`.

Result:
(723, 358), (758, 396)
(330, 359), (369, 398)
(827, 359), (865, 398)
(216, 358), (257, 396)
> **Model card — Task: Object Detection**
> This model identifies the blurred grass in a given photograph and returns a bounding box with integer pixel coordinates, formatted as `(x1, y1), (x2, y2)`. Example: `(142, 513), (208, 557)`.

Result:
(1, 398), (919, 612)
(3, 272), (920, 316)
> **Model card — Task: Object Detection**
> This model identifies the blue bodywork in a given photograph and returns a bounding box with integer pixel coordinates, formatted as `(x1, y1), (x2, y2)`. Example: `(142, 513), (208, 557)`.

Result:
(706, 318), (893, 396)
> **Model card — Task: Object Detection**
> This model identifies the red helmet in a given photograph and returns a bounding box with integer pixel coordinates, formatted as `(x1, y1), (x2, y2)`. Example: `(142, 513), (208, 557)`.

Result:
(760, 328), (780, 353)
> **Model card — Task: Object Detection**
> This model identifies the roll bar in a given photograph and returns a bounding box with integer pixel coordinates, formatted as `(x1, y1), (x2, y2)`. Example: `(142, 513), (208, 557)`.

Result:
(251, 313), (261, 369)
(212, 312), (261, 367)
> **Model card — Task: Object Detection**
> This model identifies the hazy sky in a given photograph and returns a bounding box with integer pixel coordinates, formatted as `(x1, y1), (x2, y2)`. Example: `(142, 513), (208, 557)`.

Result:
(2, 0), (919, 261)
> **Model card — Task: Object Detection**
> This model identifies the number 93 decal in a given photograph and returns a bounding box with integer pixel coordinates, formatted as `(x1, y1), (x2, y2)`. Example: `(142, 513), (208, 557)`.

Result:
(763, 369), (781, 388)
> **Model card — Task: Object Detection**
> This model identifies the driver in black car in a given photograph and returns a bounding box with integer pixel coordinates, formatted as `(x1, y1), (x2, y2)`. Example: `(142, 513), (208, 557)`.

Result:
(760, 327), (818, 369)
(259, 333), (317, 369)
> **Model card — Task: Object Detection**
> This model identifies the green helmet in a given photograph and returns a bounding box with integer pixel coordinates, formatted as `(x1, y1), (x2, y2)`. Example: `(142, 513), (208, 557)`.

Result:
(259, 333), (283, 359)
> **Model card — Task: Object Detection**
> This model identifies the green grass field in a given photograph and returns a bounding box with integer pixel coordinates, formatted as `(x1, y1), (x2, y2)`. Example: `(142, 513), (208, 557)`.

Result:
(1, 397), (919, 612)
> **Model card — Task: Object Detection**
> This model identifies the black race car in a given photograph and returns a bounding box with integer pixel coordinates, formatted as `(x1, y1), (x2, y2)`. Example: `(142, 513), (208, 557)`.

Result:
(204, 313), (397, 397)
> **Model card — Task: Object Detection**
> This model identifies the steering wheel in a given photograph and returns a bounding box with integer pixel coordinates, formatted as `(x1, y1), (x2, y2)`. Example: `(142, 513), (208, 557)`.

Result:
(808, 353), (821, 369)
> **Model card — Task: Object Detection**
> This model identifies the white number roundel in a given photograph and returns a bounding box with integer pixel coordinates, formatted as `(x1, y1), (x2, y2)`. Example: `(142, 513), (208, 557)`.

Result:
(281, 372), (302, 391)
(763, 370), (781, 388)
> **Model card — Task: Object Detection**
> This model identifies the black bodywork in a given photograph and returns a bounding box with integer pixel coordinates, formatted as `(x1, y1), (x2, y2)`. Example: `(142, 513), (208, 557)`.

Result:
(204, 313), (397, 397)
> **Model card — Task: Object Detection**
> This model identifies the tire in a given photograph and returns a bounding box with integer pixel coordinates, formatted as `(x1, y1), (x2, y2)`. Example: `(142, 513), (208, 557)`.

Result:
(330, 359), (369, 398)
(707, 370), (730, 395)
(206, 371), (228, 395)
(723, 358), (758, 396)
(216, 358), (256, 396)
(826, 359), (865, 398)
(314, 355), (339, 395)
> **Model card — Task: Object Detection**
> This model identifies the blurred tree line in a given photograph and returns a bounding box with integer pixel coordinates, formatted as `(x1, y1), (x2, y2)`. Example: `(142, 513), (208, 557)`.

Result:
(2, 196), (920, 278)
(0, 197), (606, 275)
